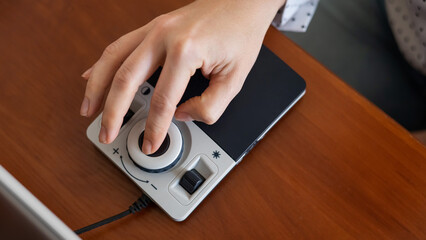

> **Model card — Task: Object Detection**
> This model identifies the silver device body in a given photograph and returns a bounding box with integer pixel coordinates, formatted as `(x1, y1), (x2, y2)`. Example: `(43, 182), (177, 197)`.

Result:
(87, 81), (304, 221)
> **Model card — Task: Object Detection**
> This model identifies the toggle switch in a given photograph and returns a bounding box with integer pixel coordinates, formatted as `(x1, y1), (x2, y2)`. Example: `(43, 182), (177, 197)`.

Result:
(179, 169), (205, 195)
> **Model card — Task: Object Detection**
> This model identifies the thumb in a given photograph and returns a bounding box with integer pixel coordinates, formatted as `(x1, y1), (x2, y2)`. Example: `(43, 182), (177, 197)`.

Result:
(174, 72), (244, 124)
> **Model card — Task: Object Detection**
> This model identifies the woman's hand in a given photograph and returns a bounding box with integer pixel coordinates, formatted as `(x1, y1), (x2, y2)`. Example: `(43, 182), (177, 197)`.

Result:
(80, 0), (285, 154)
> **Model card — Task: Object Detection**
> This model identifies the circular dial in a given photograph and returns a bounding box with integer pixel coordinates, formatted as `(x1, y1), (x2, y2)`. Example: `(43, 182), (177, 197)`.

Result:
(127, 119), (183, 173)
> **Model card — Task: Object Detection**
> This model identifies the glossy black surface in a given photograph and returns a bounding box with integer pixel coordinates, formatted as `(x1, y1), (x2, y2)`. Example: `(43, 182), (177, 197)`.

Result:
(148, 46), (306, 161)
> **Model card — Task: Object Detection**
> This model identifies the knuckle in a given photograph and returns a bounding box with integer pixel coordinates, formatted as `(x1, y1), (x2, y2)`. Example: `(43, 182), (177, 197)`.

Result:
(151, 14), (198, 62)
(103, 39), (122, 58)
(145, 120), (168, 137)
(86, 79), (107, 95)
(154, 14), (171, 26)
(151, 14), (176, 35)
(171, 36), (194, 60)
(114, 64), (134, 89)
(217, 77), (243, 102)
(198, 107), (219, 125)
(101, 112), (118, 128)
(85, 80), (98, 94)
(228, 82), (243, 99)
(150, 93), (175, 115)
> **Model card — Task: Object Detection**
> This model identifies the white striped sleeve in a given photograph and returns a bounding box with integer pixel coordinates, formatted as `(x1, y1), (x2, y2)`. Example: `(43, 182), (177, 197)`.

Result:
(272, 0), (319, 32)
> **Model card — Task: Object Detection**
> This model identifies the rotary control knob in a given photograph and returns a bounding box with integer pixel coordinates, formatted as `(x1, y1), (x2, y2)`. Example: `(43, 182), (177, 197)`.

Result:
(127, 118), (183, 173)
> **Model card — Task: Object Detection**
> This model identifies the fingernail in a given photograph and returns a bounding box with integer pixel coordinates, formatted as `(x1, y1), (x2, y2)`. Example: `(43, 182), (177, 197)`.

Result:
(175, 112), (193, 122)
(80, 97), (90, 116)
(99, 126), (108, 144)
(81, 67), (93, 79)
(142, 139), (152, 155)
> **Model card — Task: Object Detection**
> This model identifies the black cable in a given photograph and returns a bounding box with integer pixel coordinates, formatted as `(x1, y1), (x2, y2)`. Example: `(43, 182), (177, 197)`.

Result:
(74, 194), (151, 235)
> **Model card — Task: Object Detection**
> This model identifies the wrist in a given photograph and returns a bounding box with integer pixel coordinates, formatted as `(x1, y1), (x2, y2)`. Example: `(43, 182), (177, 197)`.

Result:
(190, 0), (286, 37)
(235, 0), (288, 35)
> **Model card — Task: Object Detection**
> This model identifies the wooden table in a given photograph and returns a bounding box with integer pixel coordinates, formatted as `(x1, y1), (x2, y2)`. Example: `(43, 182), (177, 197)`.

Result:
(1, 1), (425, 239)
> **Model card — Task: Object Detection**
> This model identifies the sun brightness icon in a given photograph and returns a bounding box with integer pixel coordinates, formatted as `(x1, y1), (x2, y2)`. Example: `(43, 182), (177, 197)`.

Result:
(212, 150), (221, 159)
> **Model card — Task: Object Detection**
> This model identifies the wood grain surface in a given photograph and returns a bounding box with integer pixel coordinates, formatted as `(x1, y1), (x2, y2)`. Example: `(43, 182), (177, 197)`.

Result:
(0, 0), (425, 239)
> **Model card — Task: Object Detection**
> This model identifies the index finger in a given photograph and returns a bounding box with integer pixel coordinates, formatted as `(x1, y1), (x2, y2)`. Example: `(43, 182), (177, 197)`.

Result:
(142, 52), (200, 154)
(100, 36), (162, 144)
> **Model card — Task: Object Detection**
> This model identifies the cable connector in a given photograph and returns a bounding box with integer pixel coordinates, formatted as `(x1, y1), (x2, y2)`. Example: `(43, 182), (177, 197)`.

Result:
(74, 194), (152, 235)
(129, 194), (152, 214)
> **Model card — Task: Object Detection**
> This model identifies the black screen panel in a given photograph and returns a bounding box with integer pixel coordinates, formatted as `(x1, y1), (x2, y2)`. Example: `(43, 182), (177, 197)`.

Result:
(148, 46), (306, 161)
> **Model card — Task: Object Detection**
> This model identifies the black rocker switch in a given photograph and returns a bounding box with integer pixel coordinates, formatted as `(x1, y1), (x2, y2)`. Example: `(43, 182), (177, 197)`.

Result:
(179, 169), (205, 195)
